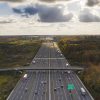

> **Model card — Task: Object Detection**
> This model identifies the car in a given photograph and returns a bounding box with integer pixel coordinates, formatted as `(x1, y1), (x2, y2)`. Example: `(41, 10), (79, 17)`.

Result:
(60, 54), (63, 56)
(23, 74), (28, 79)
(41, 81), (44, 84)
(64, 71), (67, 73)
(34, 90), (38, 95)
(66, 63), (69, 66)
(61, 85), (64, 88)
(32, 60), (36, 64)
(54, 88), (57, 91)
(43, 91), (45, 94)
(41, 81), (47, 84)
(19, 71), (22, 74)
(25, 88), (28, 92)
(57, 87), (60, 89)
(43, 81), (47, 84)
(80, 88), (86, 95)
(59, 78), (61, 81)
(67, 71), (71, 74)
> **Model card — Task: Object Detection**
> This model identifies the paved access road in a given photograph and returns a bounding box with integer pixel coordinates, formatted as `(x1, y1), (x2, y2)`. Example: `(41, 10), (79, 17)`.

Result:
(7, 41), (94, 100)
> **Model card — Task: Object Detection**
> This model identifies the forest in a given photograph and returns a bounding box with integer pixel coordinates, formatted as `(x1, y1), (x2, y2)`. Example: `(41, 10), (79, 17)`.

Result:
(58, 36), (100, 100)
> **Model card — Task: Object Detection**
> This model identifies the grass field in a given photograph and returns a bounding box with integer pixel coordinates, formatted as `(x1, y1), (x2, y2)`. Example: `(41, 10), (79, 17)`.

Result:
(0, 36), (42, 100)
(0, 71), (22, 100)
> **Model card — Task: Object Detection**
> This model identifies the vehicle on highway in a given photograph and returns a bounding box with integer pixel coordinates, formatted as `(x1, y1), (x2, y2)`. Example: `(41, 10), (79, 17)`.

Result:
(61, 85), (64, 88)
(67, 71), (71, 74)
(23, 74), (28, 79)
(41, 81), (47, 84)
(64, 71), (67, 73)
(41, 81), (44, 84)
(25, 88), (28, 92)
(66, 63), (69, 67)
(80, 88), (86, 95)
(32, 60), (36, 64)
(43, 81), (47, 84)
(59, 78), (61, 81)
(34, 90), (38, 95)
(19, 71), (22, 74)
(54, 88), (57, 91)
(43, 91), (45, 94)
(60, 54), (63, 56)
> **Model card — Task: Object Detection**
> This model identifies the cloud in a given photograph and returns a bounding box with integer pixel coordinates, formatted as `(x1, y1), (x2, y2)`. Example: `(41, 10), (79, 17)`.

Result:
(87, 0), (100, 6)
(36, 4), (73, 22)
(13, 6), (38, 15)
(79, 8), (100, 22)
(1, 0), (100, 22)
(0, 0), (23, 2)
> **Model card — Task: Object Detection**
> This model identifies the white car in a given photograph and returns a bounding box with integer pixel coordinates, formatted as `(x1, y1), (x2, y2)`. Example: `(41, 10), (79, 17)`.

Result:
(23, 74), (28, 79)
(67, 71), (71, 74)
(32, 60), (36, 64)
(80, 88), (86, 95)
(60, 54), (63, 56)
(66, 63), (69, 66)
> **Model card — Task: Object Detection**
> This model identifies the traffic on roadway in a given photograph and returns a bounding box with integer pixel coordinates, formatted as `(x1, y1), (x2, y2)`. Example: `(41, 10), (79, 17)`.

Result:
(7, 41), (94, 100)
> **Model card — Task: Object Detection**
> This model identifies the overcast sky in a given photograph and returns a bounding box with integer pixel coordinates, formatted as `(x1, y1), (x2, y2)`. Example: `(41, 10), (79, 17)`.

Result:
(0, 0), (100, 35)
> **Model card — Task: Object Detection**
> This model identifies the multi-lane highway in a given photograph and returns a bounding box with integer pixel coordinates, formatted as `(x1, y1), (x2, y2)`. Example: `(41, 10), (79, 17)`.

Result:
(7, 41), (94, 100)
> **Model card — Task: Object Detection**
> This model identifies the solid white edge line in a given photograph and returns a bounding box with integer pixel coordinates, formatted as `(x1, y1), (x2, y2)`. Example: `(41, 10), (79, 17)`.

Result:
(56, 41), (94, 100)
(76, 75), (94, 100)
(7, 77), (22, 100)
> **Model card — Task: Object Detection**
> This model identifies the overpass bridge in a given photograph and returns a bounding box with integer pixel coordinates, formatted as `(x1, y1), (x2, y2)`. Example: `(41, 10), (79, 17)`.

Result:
(0, 66), (84, 71)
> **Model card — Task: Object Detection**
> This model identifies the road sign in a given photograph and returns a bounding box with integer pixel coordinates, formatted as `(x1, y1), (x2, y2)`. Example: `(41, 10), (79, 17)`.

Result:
(67, 84), (75, 90)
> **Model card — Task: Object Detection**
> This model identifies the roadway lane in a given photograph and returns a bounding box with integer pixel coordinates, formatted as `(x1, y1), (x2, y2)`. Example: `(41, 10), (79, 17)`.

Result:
(7, 41), (94, 100)
(7, 71), (36, 100)
(52, 41), (94, 100)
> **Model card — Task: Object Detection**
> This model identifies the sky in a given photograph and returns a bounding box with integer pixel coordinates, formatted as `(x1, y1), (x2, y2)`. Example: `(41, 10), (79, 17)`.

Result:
(0, 0), (100, 35)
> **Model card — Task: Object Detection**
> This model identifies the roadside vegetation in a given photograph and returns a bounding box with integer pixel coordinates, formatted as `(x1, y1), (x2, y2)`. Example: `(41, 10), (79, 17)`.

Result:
(0, 71), (22, 100)
(58, 36), (100, 100)
(0, 36), (41, 68)
(0, 36), (42, 100)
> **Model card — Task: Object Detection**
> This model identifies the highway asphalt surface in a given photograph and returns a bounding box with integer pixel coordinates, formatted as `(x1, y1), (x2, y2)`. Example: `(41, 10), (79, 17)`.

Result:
(7, 41), (94, 100)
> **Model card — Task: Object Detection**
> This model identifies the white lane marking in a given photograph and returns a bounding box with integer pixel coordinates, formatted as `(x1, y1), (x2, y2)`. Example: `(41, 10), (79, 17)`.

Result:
(7, 89), (14, 100)
(60, 74), (68, 100)
(7, 76), (24, 100)
(49, 42), (51, 100)
(52, 71), (55, 100)
(76, 75), (94, 100)
(49, 70), (51, 100)
(44, 72), (47, 100)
